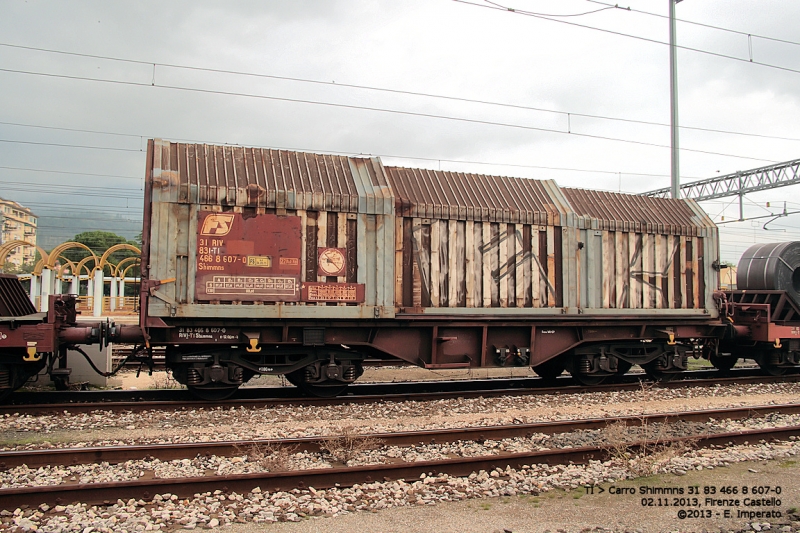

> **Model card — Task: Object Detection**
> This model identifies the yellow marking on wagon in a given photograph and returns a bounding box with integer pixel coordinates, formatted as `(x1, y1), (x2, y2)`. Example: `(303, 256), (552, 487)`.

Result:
(246, 256), (272, 268)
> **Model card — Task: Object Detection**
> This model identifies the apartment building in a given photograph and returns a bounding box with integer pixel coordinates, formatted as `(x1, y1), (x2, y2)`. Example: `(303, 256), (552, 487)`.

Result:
(0, 197), (38, 266)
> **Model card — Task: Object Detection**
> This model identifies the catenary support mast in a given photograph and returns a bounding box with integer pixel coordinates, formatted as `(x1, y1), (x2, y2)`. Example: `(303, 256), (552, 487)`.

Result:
(670, 0), (682, 199)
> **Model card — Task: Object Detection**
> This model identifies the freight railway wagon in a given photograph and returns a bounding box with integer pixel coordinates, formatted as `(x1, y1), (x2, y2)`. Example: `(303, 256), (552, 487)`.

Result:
(2, 139), (800, 401)
(137, 139), (729, 399)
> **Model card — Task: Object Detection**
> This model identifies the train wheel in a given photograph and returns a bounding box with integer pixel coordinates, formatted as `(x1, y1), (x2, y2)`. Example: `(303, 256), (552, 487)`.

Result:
(643, 362), (681, 382)
(283, 371), (303, 387)
(757, 351), (787, 376)
(186, 384), (240, 401)
(286, 369), (350, 397)
(569, 370), (607, 386)
(533, 357), (565, 380)
(709, 353), (738, 372)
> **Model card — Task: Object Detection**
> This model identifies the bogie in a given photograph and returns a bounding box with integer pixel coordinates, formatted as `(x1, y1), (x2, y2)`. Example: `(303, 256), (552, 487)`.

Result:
(642, 347), (688, 382)
(286, 359), (364, 397)
(756, 349), (790, 376)
(165, 345), (365, 400)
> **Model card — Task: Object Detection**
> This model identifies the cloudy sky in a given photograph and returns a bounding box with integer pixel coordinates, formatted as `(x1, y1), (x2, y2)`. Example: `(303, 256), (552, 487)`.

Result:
(1, 0), (799, 261)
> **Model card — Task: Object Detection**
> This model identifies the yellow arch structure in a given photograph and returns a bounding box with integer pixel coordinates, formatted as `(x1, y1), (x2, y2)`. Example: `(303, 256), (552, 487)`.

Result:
(112, 256), (140, 278)
(121, 262), (142, 279)
(54, 256), (97, 297)
(55, 258), (78, 279)
(74, 255), (99, 278)
(98, 243), (141, 270)
(0, 240), (49, 269)
(40, 242), (98, 275)
(3, 242), (142, 271)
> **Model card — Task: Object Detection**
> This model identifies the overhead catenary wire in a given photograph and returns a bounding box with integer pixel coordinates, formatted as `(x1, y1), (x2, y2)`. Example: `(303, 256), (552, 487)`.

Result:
(0, 131), (794, 212)
(719, 235), (800, 245)
(1, 16), (792, 238)
(34, 221), (140, 227)
(503, 4), (615, 17)
(2, 145), (702, 202)
(0, 165), (141, 181)
(584, 0), (800, 48)
(15, 201), (142, 213)
(0, 138), (141, 152)
(0, 67), (778, 164)
(719, 224), (800, 234)
(0, 185), (141, 199)
(0, 179), (142, 193)
(2, 136), (792, 205)
(454, 0), (800, 76)
(715, 215), (800, 230)
(719, 233), (800, 242)
(0, 37), (796, 234)
(0, 42), (797, 143)
(34, 224), (141, 231)
(34, 215), (142, 222)
(0, 120), (142, 139)
(0, 122), (708, 181)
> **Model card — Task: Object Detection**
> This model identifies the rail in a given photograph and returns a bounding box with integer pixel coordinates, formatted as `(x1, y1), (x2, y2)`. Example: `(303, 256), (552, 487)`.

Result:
(3, 403), (797, 469)
(4, 370), (799, 414)
(0, 423), (797, 509)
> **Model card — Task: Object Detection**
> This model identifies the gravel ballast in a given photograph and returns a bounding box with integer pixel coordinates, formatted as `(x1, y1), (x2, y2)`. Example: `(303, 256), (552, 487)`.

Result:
(1, 438), (799, 532)
(2, 380), (800, 532)
(3, 415), (800, 489)
(2, 381), (800, 450)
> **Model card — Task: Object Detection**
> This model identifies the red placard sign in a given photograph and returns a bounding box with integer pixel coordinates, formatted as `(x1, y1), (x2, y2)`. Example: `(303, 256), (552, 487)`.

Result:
(195, 212), (302, 301)
(302, 282), (365, 302)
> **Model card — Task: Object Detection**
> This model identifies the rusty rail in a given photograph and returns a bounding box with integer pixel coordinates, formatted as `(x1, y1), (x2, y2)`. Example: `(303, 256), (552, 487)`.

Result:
(5, 371), (799, 415)
(0, 425), (797, 510)
(1, 403), (799, 470)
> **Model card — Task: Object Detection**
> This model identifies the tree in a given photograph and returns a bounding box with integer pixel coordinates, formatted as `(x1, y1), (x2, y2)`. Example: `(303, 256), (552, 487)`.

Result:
(60, 231), (138, 264)
(57, 231), (141, 296)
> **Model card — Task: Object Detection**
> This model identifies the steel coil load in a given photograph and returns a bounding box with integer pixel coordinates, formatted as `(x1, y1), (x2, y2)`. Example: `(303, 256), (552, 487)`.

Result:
(737, 242), (800, 304)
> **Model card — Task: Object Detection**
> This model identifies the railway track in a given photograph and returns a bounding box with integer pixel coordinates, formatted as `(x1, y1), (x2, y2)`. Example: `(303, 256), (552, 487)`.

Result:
(1, 404), (798, 509)
(2, 403), (798, 468)
(3, 369), (798, 415)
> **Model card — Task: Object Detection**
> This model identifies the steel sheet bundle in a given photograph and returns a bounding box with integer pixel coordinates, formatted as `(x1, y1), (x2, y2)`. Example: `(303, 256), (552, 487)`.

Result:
(737, 242), (800, 305)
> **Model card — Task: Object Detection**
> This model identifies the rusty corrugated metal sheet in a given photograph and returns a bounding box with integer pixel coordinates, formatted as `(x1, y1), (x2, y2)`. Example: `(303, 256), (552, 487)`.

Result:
(152, 140), (392, 215)
(384, 167), (565, 225)
(561, 188), (709, 236)
(146, 140), (396, 319)
(0, 274), (36, 317)
(349, 158), (394, 217)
